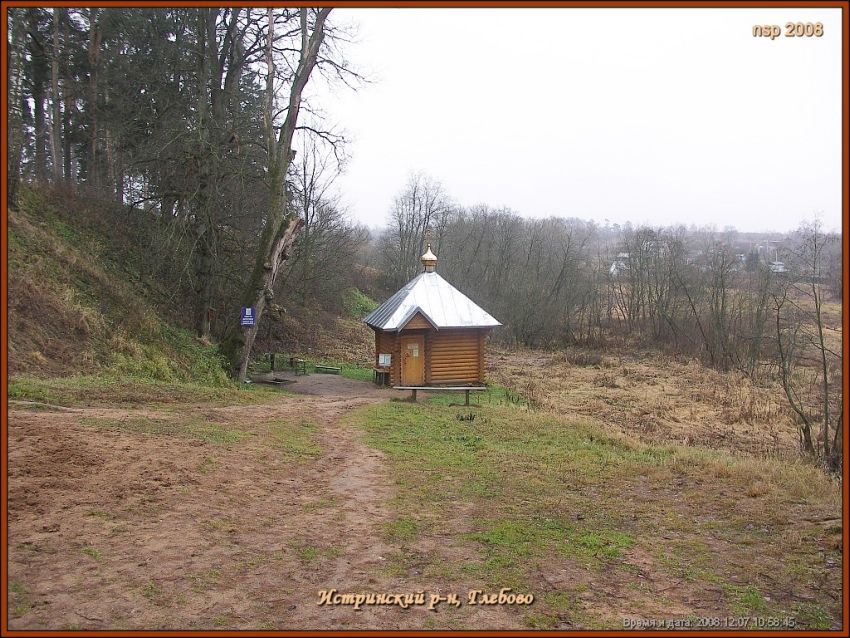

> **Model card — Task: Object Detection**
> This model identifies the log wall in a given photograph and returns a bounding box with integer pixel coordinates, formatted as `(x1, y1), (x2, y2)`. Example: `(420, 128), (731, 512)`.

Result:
(429, 328), (483, 384)
(372, 327), (492, 387)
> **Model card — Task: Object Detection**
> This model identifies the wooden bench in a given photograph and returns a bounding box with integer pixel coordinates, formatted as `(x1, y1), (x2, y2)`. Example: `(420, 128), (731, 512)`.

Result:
(394, 385), (488, 405)
(315, 364), (341, 375)
(290, 358), (307, 375)
(373, 368), (390, 386)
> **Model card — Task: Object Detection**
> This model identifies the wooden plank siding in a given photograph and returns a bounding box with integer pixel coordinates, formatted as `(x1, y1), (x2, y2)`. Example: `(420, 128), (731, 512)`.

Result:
(400, 312), (433, 330)
(430, 328), (486, 384)
(372, 327), (492, 387)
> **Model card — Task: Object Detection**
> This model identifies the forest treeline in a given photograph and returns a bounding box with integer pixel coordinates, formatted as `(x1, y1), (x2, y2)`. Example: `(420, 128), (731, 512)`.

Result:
(6, 8), (841, 469)
(7, 6), (359, 378)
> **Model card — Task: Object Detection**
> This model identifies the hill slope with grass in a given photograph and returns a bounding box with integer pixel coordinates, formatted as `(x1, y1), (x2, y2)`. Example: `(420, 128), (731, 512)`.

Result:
(6, 187), (258, 405)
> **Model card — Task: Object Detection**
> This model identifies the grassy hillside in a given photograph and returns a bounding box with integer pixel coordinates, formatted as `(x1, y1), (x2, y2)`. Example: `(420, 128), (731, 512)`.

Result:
(7, 186), (274, 405)
(344, 390), (842, 630)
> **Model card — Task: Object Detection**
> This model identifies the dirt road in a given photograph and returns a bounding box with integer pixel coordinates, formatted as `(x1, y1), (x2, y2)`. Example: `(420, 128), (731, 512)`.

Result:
(7, 374), (516, 630)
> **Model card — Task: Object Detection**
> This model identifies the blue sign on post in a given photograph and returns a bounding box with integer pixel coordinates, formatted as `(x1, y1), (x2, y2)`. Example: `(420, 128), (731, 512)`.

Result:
(240, 306), (256, 326)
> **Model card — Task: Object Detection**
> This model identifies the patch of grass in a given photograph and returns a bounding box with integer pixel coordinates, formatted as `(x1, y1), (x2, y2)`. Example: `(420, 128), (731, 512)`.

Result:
(384, 517), (420, 542)
(727, 585), (767, 615)
(571, 530), (636, 559)
(337, 362), (374, 382)
(423, 384), (519, 408)
(343, 397), (840, 627)
(141, 580), (162, 599)
(9, 374), (281, 408)
(196, 456), (218, 475)
(795, 602), (833, 630)
(10, 581), (27, 596)
(200, 517), (237, 533)
(10, 579), (33, 618)
(292, 542), (341, 563)
(186, 568), (221, 592)
(81, 416), (250, 445)
(11, 602), (32, 618)
(524, 612), (559, 629)
(87, 509), (116, 521)
(298, 545), (320, 562)
(302, 495), (338, 512)
(467, 519), (555, 558)
(343, 287), (378, 318)
(82, 545), (102, 560)
(267, 419), (322, 459)
(212, 615), (230, 627)
(240, 553), (268, 570)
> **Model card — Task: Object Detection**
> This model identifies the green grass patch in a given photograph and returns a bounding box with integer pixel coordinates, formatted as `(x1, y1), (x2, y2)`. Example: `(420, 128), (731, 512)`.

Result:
(342, 397), (840, 626)
(423, 384), (525, 408)
(725, 584), (768, 616)
(384, 517), (420, 542)
(10, 579), (32, 617)
(82, 545), (102, 560)
(571, 529), (636, 559)
(9, 374), (280, 408)
(524, 612), (560, 629)
(141, 580), (162, 600)
(186, 568), (221, 592)
(292, 542), (341, 563)
(10, 581), (27, 596)
(267, 419), (322, 459)
(795, 602), (833, 630)
(342, 287), (378, 318)
(196, 456), (218, 475)
(81, 416), (250, 445)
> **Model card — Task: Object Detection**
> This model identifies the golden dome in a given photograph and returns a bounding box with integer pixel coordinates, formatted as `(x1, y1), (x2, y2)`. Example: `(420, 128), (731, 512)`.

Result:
(421, 243), (438, 272)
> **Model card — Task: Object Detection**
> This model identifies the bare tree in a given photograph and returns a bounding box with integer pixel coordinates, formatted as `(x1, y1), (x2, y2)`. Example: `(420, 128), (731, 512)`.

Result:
(222, 7), (333, 381)
(380, 172), (453, 289)
(279, 134), (366, 308)
(772, 220), (842, 470)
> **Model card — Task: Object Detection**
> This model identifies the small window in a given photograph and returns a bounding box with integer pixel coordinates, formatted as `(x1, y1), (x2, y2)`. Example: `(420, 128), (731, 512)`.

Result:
(378, 353), (391, 366)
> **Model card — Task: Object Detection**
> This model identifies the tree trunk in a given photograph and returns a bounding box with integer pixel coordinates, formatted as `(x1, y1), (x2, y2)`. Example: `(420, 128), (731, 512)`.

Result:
(195, 219), (215, 339)
(223, 7), (331, 380)
(7, 10), (25, 204)
(87, 8), (101, 188)
(27, 9), (48, 181)
(61, 13), (73, 182)
(225, 214), (304, 379)
(50, 8), (63, 182)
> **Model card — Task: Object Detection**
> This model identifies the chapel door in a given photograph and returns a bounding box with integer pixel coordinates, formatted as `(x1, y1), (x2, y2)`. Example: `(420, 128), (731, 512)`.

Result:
(400, 335), (425, 385)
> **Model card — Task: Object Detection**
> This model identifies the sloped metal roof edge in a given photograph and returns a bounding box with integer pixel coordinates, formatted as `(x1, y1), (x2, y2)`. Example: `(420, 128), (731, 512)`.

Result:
(362, 274), (422, 328)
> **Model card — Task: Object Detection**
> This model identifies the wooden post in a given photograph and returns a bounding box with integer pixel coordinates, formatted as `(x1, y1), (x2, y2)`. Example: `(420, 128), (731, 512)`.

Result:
(411, 389), (417, 402)
(465, 389), (470, 406)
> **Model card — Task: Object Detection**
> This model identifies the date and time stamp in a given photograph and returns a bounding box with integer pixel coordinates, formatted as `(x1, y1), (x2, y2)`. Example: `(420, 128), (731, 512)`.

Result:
(624, 616), (798, 630)
(753, 22), (824, 40)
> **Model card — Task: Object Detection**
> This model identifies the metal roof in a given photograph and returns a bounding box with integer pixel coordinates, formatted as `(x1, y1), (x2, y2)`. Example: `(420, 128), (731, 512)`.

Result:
(363, 272), (502, 331)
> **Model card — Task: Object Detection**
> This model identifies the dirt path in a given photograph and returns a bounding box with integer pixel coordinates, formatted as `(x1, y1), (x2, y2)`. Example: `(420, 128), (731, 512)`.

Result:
(7, 374), (519, 631)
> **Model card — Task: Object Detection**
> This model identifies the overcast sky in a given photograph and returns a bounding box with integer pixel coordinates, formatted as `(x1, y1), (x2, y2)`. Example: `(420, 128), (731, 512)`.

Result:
(309, 7), (843, 233)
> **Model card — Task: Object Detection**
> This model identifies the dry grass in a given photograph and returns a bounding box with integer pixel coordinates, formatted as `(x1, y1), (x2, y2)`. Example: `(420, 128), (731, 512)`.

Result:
(489, 346), (802, 458)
